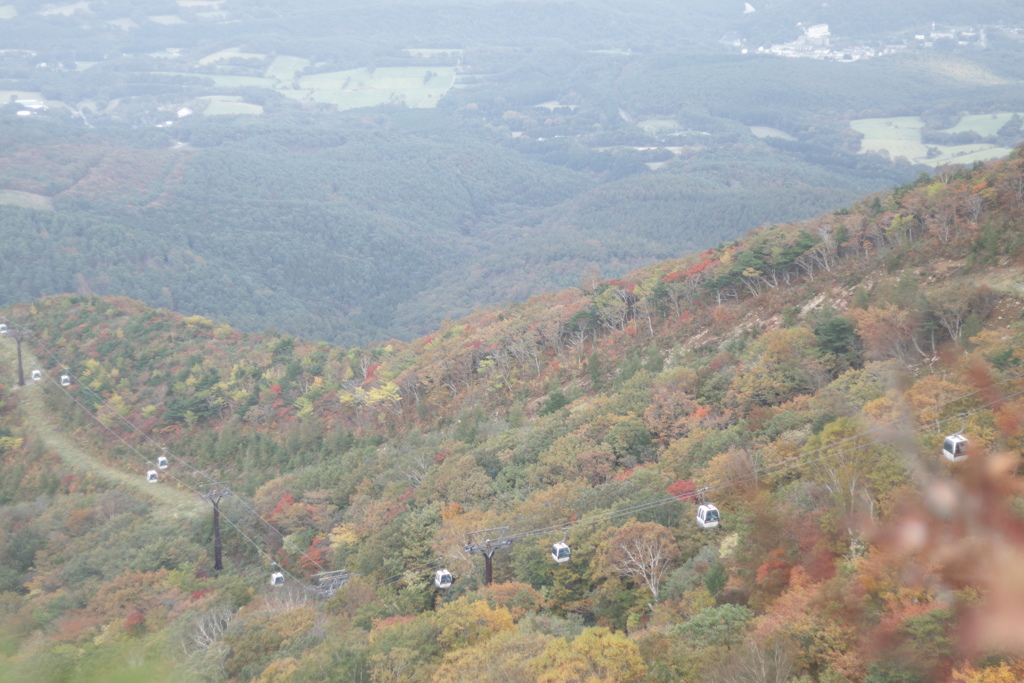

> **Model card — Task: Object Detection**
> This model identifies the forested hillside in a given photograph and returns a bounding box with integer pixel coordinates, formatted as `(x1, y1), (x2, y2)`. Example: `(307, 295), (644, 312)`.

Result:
(2, 148), (1024, 681)
(6, 1), (1024, 342)
(0, 103), (917, 344)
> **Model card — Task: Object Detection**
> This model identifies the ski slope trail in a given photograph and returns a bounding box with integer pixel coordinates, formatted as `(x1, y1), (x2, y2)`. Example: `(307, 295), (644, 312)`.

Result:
(0, 339), (203, 517)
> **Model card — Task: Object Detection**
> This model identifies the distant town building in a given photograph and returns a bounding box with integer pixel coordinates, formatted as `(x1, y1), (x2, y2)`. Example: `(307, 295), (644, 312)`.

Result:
(719, 31), (744, 48)
(741, 20), (999, 62)
(804, 24), (830, 47)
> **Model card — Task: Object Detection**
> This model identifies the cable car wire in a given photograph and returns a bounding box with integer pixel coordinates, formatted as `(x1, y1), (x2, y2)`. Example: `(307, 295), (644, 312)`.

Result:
(30, 368), (303, 585)
(420, 372), (1024, 567)
(9, 315), (1024, 590)
(18, 328), (329, 574)
(3, 327), (317, 583)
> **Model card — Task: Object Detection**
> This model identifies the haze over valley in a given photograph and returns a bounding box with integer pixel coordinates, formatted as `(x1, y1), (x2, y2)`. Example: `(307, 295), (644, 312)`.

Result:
(3, 0), (1024, 342)
(4, 4), (1024, 682)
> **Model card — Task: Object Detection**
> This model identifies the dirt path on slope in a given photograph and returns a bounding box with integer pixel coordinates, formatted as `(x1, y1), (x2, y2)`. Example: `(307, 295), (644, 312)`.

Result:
(0, 338), (202, 517)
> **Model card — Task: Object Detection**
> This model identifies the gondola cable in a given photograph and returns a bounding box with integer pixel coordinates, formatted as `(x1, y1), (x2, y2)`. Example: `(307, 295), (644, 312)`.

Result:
(18, 329), (330, 574)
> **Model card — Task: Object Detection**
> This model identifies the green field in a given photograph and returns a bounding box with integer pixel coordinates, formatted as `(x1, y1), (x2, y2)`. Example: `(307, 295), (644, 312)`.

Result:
(265, 56), (310, 83)
(286, 66), (455, 110)
(198, 47), (266, 65)
(107, 18), (138, 30)
(750, 126), (796, 140)
(0, 190), (54, 211)
(39, 1), (89, 16)
(154, 72), (275, 88)
(1, 90), (43, 100)
(944, 113), (1022, 136)
(0, 5), (16, 18)
(851, 114), (1018, 167)
(201, 96), (263, 116)
(149, 15), (186, 25)
(149, 63), (454, 113)
(639, 119), (681, 135)
(404, 48), (463, 58)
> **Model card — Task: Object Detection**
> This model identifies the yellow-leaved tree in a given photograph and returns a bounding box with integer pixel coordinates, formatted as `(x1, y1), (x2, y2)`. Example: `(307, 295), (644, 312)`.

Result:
(530, 627), (647, 682)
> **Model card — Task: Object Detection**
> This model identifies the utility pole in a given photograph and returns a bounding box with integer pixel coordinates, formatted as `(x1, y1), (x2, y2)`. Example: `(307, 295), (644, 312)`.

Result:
(199, 483), (232, 571)
(464, 526), (513, 586)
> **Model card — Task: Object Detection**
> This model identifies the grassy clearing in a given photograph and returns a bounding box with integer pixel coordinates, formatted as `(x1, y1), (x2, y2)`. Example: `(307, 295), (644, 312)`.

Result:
(107, 17), (137, 30)
(0, 90), (44, 102)
(536, 101), (579, 112)
(0, 5), (17, 19)
(149, 14), (185, 24)
(404, 48), (463, 58)
(750, 126), (795, 141)
(929, 145), (1015, 165)
(199, 46), (265, 65)
(851, 114), (1018, 167)
(0, 343), (202, 517)
(154, 72), (275, 88)
(925, 57), (1014, 86)
(851, 116), (925, 140)
(286, 66), (455, 110)
(39, 1), (89, 16)
(202, 96), (263, 115)
(265, 55), (310, 83)
(638, 119), (679, 132)
(944, 113), (1022, 136)
(0, 190), (54, 210)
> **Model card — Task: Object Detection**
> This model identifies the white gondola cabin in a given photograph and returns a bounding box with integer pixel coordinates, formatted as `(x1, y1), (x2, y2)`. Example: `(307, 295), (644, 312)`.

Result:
(157, 455), (169, 470)
(146, 469), (159, 483)
(943, 434), (968, 462)
(551, 542), (571, 563)
(0, 323), (6, 335)
(60, 374), (71, 387)
(434, 569), (454, 589)
(697, 504), (720, 529)
(31, 369), (41, 381)
(269, 572), (285, 587)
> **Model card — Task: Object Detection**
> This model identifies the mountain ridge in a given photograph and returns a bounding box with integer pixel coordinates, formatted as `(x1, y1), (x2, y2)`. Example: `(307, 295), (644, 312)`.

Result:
(1, 147), (1024, 681)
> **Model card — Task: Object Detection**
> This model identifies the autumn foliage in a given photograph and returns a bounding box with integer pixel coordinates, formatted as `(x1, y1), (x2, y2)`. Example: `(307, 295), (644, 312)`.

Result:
(4, 150), (1024, 680)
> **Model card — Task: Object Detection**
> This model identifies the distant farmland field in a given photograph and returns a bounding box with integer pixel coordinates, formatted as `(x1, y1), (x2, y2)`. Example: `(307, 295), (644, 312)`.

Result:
(0, 90), (44, 102)
(39, 1), (88, 17)
(149, 15), (185, 25)
(153, 73), (276, 89)
(202, 96), (263, 115)
(0, 190), (54, 210)
(943, 113), (1020, 136)
(851, 114), (1018, 167)
(286, 67), (456, 110)
(266, 56), (310, 83)
(199, 47), (265, 65)
(149, 64), (453, 112)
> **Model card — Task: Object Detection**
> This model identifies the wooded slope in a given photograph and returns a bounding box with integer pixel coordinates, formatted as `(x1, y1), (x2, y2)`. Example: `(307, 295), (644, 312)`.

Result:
(2, 149), (1024, 681)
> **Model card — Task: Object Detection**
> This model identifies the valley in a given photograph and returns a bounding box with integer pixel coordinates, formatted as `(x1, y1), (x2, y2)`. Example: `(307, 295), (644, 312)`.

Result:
(1, 146), (1024, 680)
(3, 3), (1024, 680)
